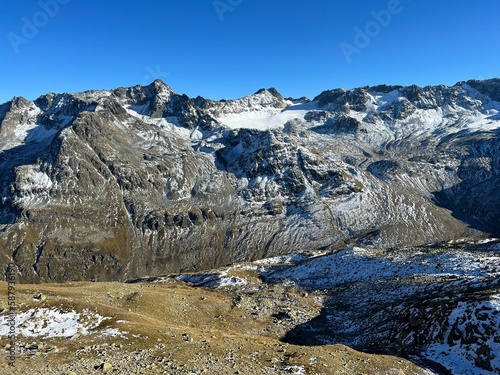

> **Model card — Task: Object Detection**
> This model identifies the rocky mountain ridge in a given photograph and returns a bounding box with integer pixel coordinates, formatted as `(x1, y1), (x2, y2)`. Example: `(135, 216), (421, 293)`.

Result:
(1, 78), (500, 282)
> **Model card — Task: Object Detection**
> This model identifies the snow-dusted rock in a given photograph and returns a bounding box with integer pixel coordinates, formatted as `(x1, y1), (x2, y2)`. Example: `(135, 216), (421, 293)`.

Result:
(0, 79), (499, 283)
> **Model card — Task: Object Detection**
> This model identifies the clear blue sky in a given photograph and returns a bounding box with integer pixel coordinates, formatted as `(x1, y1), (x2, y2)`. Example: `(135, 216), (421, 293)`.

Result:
(0, 0), (499, 104)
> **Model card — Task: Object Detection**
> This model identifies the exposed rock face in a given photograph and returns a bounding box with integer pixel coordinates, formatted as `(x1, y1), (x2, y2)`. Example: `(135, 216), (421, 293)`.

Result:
(1, 79), (500, 282)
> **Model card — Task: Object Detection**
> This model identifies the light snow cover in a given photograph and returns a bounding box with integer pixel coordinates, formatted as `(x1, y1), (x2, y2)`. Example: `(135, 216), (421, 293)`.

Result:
(0, 108), (73, 152)
(469, 238), (500, 245)
(208, 89), (292, 115)
(0, 308), (125, 338)
(260, 246), (500, 290)
(175, 270), (248, 288)
(78, 89), (112, 101)
(463, 111), (500, 131)
(2, 123), (36, 151)
(251, 252), (311, 266)
(142, 241), (500, 374)
(253, 245), (500, 374)
(0, 104), (42, 151)
(17, 169), (53, 192)
(124, 105), (203, 140)
(423, 295), (500, 375)
(337, 88), (500, 147)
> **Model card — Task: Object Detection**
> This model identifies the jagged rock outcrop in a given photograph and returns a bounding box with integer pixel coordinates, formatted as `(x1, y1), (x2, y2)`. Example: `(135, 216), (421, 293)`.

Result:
(1, 79), (500, 282)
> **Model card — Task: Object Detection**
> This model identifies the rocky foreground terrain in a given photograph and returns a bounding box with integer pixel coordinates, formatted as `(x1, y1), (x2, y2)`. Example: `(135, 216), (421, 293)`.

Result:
(1, 239), (499, 374)
(1, 79), (500, 282)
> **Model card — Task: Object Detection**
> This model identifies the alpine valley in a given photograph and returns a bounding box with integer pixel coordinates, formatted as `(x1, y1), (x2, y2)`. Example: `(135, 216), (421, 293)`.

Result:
(1, 79), (500, 374)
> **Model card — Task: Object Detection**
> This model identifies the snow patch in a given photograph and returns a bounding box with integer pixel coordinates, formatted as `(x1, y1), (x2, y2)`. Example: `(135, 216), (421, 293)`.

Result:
(252, 253), (311, 265)
(124, 106), (200, 140)
(373, 90), (401, 109)
(0, 308), (126, 338)
(18, 170), (53, 192)
(216, 108), (309, 131)
(1, 105), (42, 151)
(176, 270), (248, 288)
(283, 365), (306, 374)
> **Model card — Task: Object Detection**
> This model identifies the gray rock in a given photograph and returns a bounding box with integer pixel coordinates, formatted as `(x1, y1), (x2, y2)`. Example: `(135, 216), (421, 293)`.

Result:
(0, 79), (499, 283)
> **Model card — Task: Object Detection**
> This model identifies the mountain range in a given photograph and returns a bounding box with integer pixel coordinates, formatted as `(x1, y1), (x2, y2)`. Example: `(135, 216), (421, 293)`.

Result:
(1, 78), (500, 283)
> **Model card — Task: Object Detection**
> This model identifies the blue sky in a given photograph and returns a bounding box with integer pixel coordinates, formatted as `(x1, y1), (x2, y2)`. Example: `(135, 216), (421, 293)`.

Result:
(0, 0), (499, 104)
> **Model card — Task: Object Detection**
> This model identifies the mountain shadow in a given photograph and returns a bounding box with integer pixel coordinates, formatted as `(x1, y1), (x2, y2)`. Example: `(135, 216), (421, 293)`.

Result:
(432, 128), (500, 236)
(0, 120), (72, 227)
(280, 273), (500, 375)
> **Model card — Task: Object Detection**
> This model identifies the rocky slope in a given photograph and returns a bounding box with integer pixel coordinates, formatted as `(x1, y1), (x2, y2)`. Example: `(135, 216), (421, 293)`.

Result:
(2, 239), (497, 374)
(0, 275), (432, 375)
(1, 79), (500, 282)
(133, 238), (500, 375)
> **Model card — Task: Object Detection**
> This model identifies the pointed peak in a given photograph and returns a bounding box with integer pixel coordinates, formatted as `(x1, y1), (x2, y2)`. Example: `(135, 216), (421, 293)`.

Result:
(253, 87), (283, 99)
(152, 78), (166, 86)
(141, 79), (176, 101)
(11, 96), (30, 107)
(267, 87), (281, 97)
(149, 79), (173, 91)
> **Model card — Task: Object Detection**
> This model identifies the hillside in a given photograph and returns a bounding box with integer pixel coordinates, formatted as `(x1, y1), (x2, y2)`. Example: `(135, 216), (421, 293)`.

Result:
(1, 239), (499, 374)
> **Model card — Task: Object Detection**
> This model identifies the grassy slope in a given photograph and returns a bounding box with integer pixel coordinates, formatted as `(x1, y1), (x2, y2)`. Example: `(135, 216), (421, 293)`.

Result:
(0, 280), (430, 374)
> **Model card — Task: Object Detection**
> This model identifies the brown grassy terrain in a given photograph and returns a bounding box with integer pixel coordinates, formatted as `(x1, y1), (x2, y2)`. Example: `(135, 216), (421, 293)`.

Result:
(0, 279), (430, 374)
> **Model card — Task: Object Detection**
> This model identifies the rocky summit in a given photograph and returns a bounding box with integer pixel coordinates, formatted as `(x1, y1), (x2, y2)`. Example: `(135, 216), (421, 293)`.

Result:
(1, 79), (500, 283)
